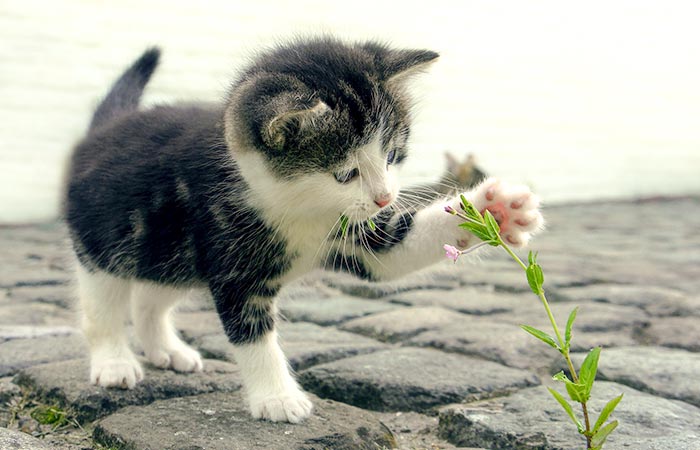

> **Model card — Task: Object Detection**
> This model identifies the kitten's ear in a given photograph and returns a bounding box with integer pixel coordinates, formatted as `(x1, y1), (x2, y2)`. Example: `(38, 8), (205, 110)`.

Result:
(365, 43), (439, 84)
(264, 99), (330, 151)
(445, 151), (459, 172)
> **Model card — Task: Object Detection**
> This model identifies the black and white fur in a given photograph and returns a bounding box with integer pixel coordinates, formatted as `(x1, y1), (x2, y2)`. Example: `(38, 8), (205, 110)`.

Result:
(64, 38), (543, 423)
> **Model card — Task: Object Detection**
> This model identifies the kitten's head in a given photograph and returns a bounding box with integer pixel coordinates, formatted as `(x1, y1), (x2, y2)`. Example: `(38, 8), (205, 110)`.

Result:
(225, 37), (438, 223)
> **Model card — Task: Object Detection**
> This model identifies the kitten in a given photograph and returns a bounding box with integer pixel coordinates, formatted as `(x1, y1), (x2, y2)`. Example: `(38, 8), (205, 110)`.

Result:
(64, 38), (543, 423)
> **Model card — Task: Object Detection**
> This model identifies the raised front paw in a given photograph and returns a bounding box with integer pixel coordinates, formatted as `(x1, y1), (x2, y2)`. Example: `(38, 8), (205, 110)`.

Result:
(249, 389), (313, 423)
(469, 177), (544, 247)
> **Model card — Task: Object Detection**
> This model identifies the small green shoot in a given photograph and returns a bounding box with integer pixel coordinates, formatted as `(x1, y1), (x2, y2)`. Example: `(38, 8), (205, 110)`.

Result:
(339, 215), (349, 238)
(446, 196), (622, 449)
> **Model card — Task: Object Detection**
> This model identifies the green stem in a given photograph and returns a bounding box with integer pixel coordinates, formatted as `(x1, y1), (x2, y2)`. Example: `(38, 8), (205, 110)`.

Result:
(536, 291), (566, 356)
(499, 240), (593, 449)
(500, 242), (528, 271)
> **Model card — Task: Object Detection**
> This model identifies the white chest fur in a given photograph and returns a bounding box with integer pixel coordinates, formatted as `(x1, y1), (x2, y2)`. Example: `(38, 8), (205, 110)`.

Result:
(234, 151), (341, 282)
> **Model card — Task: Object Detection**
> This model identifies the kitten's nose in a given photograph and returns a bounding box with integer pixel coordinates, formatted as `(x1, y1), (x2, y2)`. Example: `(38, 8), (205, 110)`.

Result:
(374, 194), (392, 208)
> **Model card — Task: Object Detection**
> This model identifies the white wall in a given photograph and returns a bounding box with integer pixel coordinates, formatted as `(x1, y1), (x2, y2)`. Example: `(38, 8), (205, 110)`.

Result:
(2, 0), (699, 223)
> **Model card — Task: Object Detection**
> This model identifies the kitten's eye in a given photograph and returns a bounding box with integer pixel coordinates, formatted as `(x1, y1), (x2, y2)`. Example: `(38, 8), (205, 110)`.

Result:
(387, 150), (396, 165)
(334, 168), (359, 184)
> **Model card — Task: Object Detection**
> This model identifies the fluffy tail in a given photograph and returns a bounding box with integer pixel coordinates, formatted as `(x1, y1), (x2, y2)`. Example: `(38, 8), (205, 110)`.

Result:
(89, 47), (161, 131)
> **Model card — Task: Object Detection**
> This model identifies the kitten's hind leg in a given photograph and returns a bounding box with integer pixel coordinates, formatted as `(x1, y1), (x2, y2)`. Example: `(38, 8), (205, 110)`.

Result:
(131, 282), (203, 373)
(77, 265), (143, 389)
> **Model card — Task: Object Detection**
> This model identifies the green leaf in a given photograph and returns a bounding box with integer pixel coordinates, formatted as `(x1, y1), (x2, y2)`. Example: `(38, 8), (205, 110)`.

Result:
(31, 405), (69, 430)
(520, 325), (558, 349)
(483, 210), (501, 240)
(552, 371), (587, 403)
(459, 222), (496, 244)
(565, 381), (587, 403)
(552, 371), (569, 382)
(526, 264), (544, 295)
(591, 420), (618, 449)
(593, 394), (623, 435)
(528, 251), (538, 266)
(579, 347), (601, 401)
(367, 218), (377, 231)
(340, 215), (349, 238)
(547, 387), (584, 434)
(460, 195), (484, 222)
(565, 307), (579, 350)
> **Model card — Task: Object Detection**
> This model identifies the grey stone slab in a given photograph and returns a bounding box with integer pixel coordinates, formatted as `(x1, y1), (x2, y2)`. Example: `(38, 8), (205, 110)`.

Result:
(173, 310), (224, 341)
(564, 329), (638, 353)
(0, 302), (75, 327)
(279, 293), (399, 326)
(340, 306), (471, 342)
(0, 263), (71, 290)
(0, 376), (21, 404)
(572, 346), (700, 408)
(280, 322), (389, 370)
(14, 357), (241, 423)
(492, 301), (649, 333)
(93, 391), (397, 450)
(0, 288), (9, 305)
(407, 320), (561, 372)
(299, 347), (539, 413)
(0, 324), (78, 343)
(555, 284), (697, 317)
(387, 287), (531, 316)
(0, 334), (87, 376)
(321, 269), (461, 299)
(0, 222), (67, 244)
(6, 284), (74, 309)
(195, 322), (388, 371)
(438, 381), (700, 450)
(639, 316), (700, 351)
(377, 411), (479, 450)
(0, 426), (57, 450)
(176, 288), (215, 312)
(456, 266), (534, 293)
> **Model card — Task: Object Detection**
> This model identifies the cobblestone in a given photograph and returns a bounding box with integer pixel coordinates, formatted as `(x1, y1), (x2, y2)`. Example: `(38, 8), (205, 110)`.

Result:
(14, 358), (241, 423)
(299, 347), (540, 412)
(340, 306), (470, 343)
(93, 391), (397, 450)
(2, 197), (699, 449)
(573, 346), (700, 408)
(438, 381), (700, 450)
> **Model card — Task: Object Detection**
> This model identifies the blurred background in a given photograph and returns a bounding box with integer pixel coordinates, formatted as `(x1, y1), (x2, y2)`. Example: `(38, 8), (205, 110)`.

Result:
(2, 0), (699, 224)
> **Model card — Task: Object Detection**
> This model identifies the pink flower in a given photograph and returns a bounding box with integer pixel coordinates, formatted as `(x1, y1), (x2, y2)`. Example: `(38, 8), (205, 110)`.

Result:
(444, 205), (456, 215)
(443, 244), (461, 262)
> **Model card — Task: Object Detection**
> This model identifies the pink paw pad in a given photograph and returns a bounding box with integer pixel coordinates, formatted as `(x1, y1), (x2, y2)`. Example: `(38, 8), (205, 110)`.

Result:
(481, 203), (510, 232)
(465, 178), (544, 248)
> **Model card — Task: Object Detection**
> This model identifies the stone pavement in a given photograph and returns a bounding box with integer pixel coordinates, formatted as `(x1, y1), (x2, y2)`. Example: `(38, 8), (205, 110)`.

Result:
(1, 197), (699, 449)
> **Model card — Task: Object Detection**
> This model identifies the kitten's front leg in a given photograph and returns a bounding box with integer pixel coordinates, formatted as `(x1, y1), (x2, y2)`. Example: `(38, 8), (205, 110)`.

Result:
(365, 178), (543, 280)
(232, 328), (312, 423)
(210, 284), (312, 423)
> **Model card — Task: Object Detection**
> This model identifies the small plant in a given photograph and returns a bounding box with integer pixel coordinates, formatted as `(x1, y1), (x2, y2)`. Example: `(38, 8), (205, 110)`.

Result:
(444, 196), (622, 450)
(30, 404), (74, 430)
(339, 215), (376, 237)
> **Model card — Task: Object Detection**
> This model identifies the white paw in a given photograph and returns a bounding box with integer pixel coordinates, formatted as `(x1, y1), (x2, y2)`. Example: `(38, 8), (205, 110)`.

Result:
(146, 343), (203, 373)
(466, 177), (544, 247)
(90, 356), (143, 389)
(250, 389), (314, 423)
